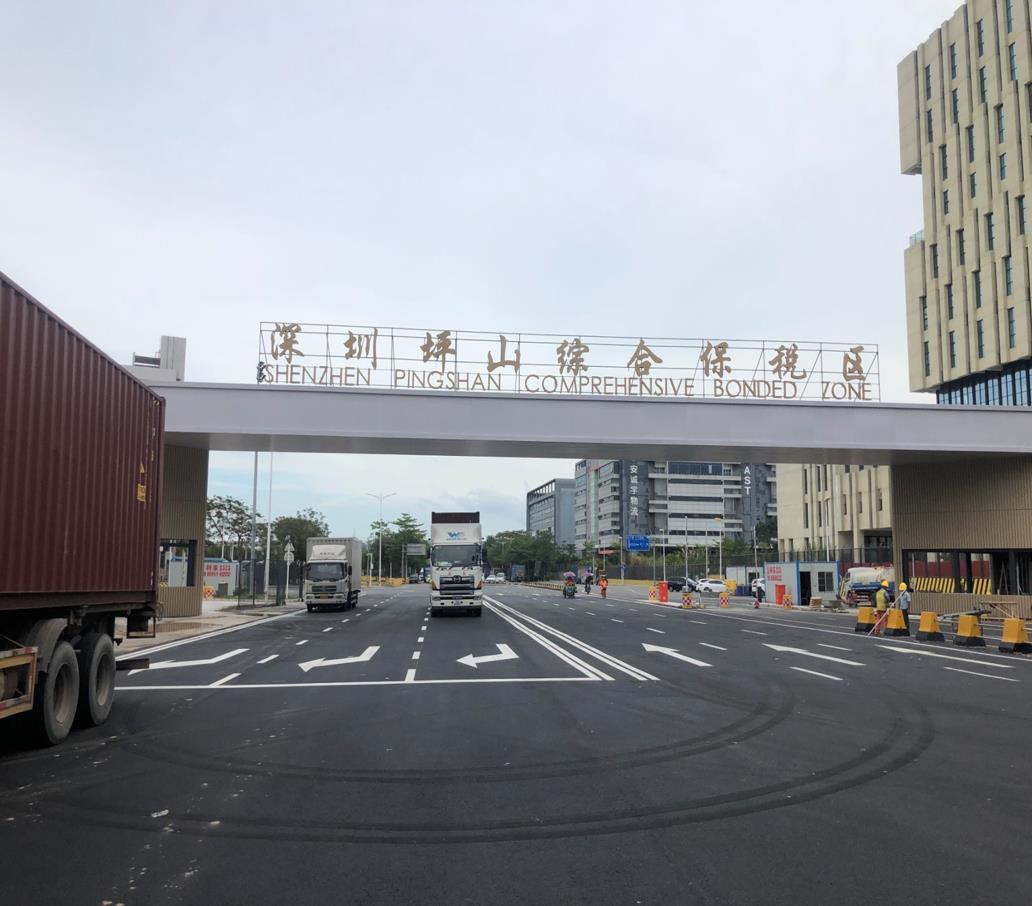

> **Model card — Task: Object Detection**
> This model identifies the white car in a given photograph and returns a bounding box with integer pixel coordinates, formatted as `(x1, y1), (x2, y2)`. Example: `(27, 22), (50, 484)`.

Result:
(696, 578), (729, 594)
(751, 577), (765, 593)
(484, 574), (505, 584)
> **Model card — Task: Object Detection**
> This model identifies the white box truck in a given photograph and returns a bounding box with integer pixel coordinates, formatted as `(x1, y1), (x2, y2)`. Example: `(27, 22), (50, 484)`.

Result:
(304, 537), (363, 612)
(430, 512), (484, 617)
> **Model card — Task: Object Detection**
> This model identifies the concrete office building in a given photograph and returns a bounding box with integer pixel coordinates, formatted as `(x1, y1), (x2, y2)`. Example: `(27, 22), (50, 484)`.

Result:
(526, 478), (576, 547)
(573, 459), (776, 553)
(894, 1), (1032, 606)
(777, 464), (893, 563)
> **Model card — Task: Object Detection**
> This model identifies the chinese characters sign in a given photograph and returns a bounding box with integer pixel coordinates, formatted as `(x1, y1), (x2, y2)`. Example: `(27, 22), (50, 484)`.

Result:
(258, 324), (880, 401)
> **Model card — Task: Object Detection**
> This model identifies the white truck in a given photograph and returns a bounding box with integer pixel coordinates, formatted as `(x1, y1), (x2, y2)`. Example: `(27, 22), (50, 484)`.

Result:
(430, 512), (484, 617)
(304, 537), (363, 612)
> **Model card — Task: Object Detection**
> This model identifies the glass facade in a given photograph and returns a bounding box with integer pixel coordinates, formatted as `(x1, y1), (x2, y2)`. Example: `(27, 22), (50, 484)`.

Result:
(936, 359), (1032, 407)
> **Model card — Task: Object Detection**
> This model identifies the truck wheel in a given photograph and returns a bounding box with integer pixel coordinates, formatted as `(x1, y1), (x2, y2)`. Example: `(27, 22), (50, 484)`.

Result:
(306, 603), (314, 613)
(472, 608), (483, 617)
(430, 607), (441, 617)
(33, 641), (79, 745)
(75, 632), (116, 727)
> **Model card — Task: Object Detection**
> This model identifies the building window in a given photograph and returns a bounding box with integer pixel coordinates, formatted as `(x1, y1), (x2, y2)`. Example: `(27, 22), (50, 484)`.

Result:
(986, 213), (995, 250)
(977, 319), (985, 357)
(943, 189), (950, 214)
(974, 269), (982, 307)
(977, 19), (985, 56)
(966, 126), (976, 163)
(802, 469), (808, 494)
(947, 283), (955, 319)
(842, 494), (848, 517)
(940, 144), (948, 179)
(927, 108), (934, 143)
(817, 501), (823, 528)
(1000, 152), (1008, 180)
(803, 503), (809, 529)
(931, 243), (939, 276)
(1011, 43), (1019, 81)
(1007, 0), (1015, 32)
(858, 494), (863, 515)
(979, 66), (988, 102)
(924, 340), (931, 376)
(997, 104), (1006, 142)
(1018, 196), (1027, 235)
(877, 489), (884, 512)
(970, 171), (977, 197)
(925, 63), (932, 99)
(1005, 255), (1014, 294)
(952, 88), (960, 124)
(1008, 307), (1017, 348)
(921, 295), (928, 329)
(159, 539), (198, 588)
(950, 42), (958, 78)
(957, 228), (965, 264)
(949, 330), (957, 367)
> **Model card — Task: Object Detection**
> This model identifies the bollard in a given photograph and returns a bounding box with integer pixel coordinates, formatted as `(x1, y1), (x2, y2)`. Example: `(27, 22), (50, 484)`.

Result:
(953, 613), (986, 647)
(915, 611), (945, 642)
(854, 606), (877, 633)
(649, 586), (657, 602)
(681, 590), (692, 608)
(883, 608), (910, 637)
(999, 618), (1032, 654)
(781, 594), (794, 609)
(719, 592), (731, 608)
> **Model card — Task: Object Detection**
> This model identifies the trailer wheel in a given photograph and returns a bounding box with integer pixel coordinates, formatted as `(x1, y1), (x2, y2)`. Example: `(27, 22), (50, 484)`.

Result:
(33, 641), (79, 745)
(75, 632), (116, 727)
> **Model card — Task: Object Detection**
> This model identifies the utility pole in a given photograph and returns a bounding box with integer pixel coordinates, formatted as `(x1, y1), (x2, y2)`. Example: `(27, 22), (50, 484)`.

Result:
(263, 452), (274, 600)
(366, 491), (396, 586)
(717, 515), (724, 577)
(683, 515), (689, 580)
(248, 451), (258, 607)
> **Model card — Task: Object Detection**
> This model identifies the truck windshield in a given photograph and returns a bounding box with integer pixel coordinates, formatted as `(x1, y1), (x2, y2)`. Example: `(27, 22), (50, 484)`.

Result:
(431, 544), (479, 568)
(306, 562), (344, 581)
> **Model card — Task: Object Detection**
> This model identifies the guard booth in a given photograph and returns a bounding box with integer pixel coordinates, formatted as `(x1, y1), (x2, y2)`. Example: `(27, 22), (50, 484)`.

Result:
(764, 561), (838, 605)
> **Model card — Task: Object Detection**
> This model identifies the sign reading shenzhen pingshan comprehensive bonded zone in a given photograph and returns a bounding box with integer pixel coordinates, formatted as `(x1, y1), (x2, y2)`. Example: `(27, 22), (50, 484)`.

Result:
(257, 324), (881, 401)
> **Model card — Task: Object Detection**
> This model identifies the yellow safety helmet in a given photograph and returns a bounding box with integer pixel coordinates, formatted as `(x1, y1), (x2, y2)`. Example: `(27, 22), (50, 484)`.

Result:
(880, 580), (889, 587)
(899, 582), (908, 591)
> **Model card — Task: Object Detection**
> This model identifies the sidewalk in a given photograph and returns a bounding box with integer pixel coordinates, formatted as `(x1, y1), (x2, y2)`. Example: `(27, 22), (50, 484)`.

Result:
(117, 597), (304, 654)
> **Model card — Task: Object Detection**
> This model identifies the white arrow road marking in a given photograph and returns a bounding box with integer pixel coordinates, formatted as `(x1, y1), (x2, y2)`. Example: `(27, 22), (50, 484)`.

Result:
(298, 645), (381, 673)
(763, 643), (865, 667)
(642, 643), (711, 667)
(131, 647), (249, 674)
(879, 645), (1016, 669)
(457, 643), (519, 669)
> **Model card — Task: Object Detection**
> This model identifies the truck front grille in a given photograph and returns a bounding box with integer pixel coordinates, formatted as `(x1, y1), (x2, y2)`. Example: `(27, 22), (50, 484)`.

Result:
(439, 576), (476, 599)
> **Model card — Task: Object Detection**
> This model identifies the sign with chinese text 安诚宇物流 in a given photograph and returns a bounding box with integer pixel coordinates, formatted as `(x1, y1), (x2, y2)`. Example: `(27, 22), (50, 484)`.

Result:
(256, 324), (880, 402)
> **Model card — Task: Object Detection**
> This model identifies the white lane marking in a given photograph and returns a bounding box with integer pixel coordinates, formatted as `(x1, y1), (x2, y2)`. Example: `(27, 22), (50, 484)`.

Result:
(417, 636), (425, 643)
(130, 647), (250, 675)
(209, 672), (241, 687)
(411, 651), (421, 661)
(341, 619), (350, 623)
(299, 646), (381, 672)
(405, 669), (417, 683)
(296, 640), (309, 646)
(585, 611), (596, 616)
(123, 676), (598, 690)
(457, 643), (518, 669)
(878, 645), (1016, 668)
(699, 642), (727, 651)
(642, 643), (711, 667)
(421, 625), (428, 630)
(763, 643), (865, 667)
(943, 666), (1019, 682)
(568, 607), (576, 611)
(741, 629), (767, 636)
(611, 619), (624, 624)
(790, 667), (843, 681)
(646, 628), (665, 634)
(655, 614), (666, 618)
(256, 654), (279, 664)
(817, 643), (852, 651)
(117, 609), (301, 661)
(487, 598), (657, 681)
(322, 627), (333, 633)
(606, 603), (615, 607)
(483, 601), (612, 680)
(689, 620), (707, 625)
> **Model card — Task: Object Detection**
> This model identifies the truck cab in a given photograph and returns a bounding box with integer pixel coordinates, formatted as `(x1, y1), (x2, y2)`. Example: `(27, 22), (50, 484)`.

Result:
(429, 512), (484, 616)
(304, 537), (362, 612)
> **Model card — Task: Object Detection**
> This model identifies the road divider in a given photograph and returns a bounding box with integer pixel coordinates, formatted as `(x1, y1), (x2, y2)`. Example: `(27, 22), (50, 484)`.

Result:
(953, 614), (986, 647)
(854, 606), (877, 633)
(883, 609), (910, 637)
(999, 618), (1032, 654)
(915, 611), (945, 642)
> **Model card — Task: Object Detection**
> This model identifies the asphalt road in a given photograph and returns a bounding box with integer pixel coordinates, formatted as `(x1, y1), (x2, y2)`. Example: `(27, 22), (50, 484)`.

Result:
(2, 584), (1031, 905)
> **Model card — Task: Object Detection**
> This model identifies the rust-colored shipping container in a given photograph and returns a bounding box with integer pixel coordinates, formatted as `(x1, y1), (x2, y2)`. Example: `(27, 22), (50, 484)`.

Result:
(0, 270), (165, 611)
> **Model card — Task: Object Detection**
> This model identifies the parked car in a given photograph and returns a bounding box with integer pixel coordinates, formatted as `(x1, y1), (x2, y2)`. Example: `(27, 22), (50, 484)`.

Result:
(485, 574), (504, 584)
(665, 577), (696, 592)
(697, 578), (729, 594)
(408, 574), (420, 584)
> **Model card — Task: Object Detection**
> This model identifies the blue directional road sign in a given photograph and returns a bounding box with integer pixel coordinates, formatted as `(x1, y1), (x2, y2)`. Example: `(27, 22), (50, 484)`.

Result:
(625, 535), (650, 552)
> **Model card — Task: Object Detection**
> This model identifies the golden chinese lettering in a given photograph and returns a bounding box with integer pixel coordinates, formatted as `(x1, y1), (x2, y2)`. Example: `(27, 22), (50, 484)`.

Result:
(420, 330), (456, 370)
(344, 328), (379, 369)
(842, 345), (866, 382)
(626, 339), (662, 376)
(556, 338), (590, 375)
(269, 323), (304, 363)
(768, 343), (807, 380)
(700, 341), (732, 377)
(487, 334), (521, 373)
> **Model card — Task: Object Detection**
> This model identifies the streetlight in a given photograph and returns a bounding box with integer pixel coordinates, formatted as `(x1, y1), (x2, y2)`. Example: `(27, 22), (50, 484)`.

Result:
(715, 515), (724, 578)
(283, 537), (295, 603)
(366, 491), (396, 586)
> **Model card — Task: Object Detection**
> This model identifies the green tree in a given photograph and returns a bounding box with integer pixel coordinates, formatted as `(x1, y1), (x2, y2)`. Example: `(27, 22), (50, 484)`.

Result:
(273, 508), (331, 564)
(367, 513), (429, 579)
(206, 495), (260, 560)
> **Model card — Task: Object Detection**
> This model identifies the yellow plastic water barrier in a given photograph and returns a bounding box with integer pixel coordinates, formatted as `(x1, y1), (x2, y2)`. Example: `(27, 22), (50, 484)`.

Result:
(953, 613), (986, 647)
(915, 611), (945, 642)
(883, 608), (910, 637)
(854, 606), (877, 633)
(999, 618), (1032, 654)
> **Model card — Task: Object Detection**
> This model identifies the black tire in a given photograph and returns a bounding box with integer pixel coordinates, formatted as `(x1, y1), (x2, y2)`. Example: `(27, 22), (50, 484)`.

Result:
(75, 632), (116, 727)
(33, 640), (79, 745)
(306, 604), (314, 612)
(431, 607), (441, 617)
(472, 608), (483, 617)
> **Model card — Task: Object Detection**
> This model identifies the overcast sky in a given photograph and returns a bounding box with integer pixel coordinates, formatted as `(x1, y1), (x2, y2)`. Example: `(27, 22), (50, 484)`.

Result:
(0, 1), (957, 538)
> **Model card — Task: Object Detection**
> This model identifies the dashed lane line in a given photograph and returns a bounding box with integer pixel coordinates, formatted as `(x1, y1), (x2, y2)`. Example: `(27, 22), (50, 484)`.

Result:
(741, 629), (767, 636)
(411, 651), (421, 661)
(646, 628), (665, 634)
(817, 643), (852, 652)
(699, 642), (727, 651)
(790, 667), (843, 681)
(256, 654), (279, 664)
(210, 672), (242, 687)
(323, 627), (333, 632)
(295, 640), (309, 646)
(418, 636), (424, 643)
(943, 666), (1019, 682)
(611, 619), (624, 624)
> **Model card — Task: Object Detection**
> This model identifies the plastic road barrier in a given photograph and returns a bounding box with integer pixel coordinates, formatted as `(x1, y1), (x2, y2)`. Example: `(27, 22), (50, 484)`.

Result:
(953, 614), (986, 647)
(854, 606), (877, 633)
(658, 581), (669, 604)
(915, 611), (945, 642)
(999, 618), (1032, 654)
(883, 608), (910, 637)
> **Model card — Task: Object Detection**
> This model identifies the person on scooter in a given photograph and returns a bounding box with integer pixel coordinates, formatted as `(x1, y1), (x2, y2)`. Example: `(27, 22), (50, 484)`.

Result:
(598, 573), (609, 599)
(584, 572), (593, 594)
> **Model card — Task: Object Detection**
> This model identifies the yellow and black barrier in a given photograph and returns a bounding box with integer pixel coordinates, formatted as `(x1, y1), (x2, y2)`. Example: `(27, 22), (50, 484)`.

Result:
(999, 618), (1032, 654)
(883, 608), (910, 637)
(953, 614), (986, 647)
(854, 606), (877, 633)
(915, 611), (945, 642)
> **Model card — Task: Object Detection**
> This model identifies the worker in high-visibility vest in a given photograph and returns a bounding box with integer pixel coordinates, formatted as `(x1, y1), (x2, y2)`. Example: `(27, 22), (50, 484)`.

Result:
(872, 580), (890, 635)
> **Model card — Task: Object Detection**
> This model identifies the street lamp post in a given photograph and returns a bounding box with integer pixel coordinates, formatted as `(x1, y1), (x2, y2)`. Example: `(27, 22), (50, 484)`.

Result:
(366, 491), (396, 586)
(716, 515), (724, 577)
(283, 537), (295, 603)
(683, 515), (689, 581)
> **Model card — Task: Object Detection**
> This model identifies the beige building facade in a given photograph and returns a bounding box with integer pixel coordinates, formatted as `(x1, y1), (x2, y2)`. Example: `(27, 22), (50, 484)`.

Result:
(777, 464), (893, 563)
(899, 0), (1032, 403)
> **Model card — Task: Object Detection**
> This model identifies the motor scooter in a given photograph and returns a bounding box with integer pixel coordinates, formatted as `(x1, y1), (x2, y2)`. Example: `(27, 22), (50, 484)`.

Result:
(562, 578), (576, 599)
